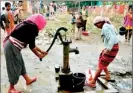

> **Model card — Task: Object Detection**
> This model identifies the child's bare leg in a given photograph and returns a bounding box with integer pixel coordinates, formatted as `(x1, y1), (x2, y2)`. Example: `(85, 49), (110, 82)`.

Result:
(103, 68), (110, 80)
(90, 68), (103, 84)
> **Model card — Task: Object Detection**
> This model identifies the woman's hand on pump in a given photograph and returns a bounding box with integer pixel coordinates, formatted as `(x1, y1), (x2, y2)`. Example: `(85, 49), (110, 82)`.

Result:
(31, 46), (48, 59)
(38, 52), (47, 59)
(38, 50), (48, 59)
(40, 50), (48, 55)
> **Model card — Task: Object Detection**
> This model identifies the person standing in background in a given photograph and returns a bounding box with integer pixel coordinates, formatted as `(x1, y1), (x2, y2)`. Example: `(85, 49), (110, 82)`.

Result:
(81, 6), (88, 31)
(12, 1), (19, 24)
(1, 7), (6, 15)
(1, 7), (6, 31)
(123, 5), (132, 44)
(53, 1), (57, 13)
(17, 1), (24, 23)
(75, 13), (84, 40)
(39, 0), (45, 14)
(49, 2), (54, 16)
(4, 2), (15, 35)
(11, 1), (17, 12)
(45, 4), (50, 20)
(71, 13), (76, 33)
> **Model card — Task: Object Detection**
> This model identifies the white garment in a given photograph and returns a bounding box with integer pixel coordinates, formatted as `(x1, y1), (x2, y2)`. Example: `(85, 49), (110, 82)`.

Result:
(49, 5), (54, 13)
(1, 10), (6, 15)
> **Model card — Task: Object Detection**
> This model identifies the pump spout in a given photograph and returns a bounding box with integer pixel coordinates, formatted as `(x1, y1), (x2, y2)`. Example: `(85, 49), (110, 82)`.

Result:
(69, 47), (79, 54)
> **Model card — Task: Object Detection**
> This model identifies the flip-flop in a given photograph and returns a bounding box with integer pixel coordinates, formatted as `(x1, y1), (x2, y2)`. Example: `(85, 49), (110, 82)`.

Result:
(8, 89), (21, 93)
(26, 77), (37, 85)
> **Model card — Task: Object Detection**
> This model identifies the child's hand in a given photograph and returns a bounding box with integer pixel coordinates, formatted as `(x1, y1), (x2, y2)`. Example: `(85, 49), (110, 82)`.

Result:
(102, 49), (109, 56)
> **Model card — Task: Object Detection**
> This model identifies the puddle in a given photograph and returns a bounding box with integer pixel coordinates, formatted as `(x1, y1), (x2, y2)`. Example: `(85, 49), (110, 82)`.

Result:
(116, 79), (132, 90)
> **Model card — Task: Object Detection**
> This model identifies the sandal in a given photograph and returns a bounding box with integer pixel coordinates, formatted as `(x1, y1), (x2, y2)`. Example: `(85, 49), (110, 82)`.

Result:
(26, 77), (37, 85)
(8, 88), (21, 93)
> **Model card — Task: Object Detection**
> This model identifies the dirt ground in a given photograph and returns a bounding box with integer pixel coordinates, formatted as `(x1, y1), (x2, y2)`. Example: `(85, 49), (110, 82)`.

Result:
(1, 27), (132, 93)
(0, 9), (132, 93)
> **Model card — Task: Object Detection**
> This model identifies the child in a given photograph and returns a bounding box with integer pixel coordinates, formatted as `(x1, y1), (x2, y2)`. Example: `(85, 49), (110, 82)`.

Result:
(87, 16), (119, 88)
(45, 5), (50, 20)
(81, 6), (88, 31)
(71, 13), (76, 33)
(123, 5), (132, 44)
(4, 14), (47, 93)
(75, 13), (84, 40)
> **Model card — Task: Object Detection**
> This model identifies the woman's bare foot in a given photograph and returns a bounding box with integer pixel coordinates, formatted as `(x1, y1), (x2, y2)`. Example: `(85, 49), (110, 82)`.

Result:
(22, 74), (37, 85)
(8, 88), (21, 93)
(26, 77), (37, 85)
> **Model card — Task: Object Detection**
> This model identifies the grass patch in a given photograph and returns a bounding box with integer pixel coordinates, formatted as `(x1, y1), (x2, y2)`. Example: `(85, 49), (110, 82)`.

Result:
(40, 12), (123, 36)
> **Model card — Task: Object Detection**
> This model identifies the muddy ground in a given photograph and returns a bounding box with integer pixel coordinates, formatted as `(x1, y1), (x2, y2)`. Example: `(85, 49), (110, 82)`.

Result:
(1, 28), (132, 93)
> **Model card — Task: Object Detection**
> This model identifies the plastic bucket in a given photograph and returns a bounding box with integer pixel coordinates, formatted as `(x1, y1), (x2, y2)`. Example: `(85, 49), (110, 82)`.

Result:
(72, 73), (86, 92)
(82, 31), (89, 36)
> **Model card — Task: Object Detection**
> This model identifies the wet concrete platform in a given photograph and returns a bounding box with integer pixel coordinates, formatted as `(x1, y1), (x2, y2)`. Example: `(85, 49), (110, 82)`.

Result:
(57, 70), (118, 93)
